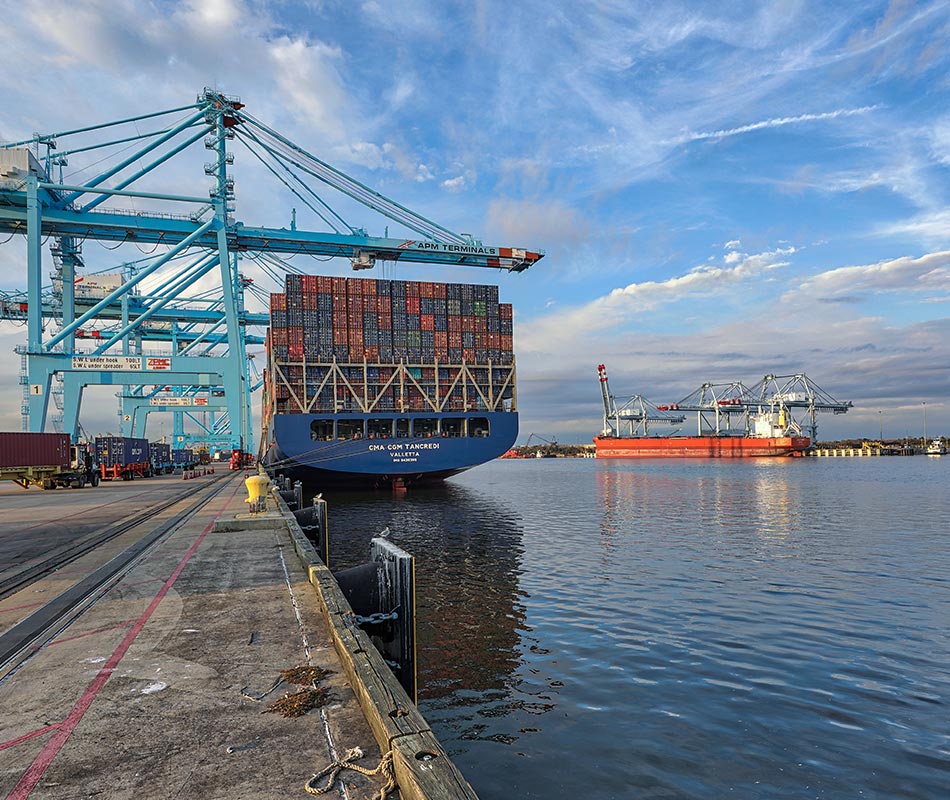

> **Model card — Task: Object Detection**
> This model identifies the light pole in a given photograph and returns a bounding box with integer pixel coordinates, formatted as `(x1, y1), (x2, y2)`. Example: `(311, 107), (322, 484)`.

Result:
(923, 401), (927, 447)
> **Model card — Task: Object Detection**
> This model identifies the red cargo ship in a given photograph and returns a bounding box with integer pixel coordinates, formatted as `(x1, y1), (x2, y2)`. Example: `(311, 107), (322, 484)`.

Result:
(594, 364), (812, 458)
(593, 434), (810, 458)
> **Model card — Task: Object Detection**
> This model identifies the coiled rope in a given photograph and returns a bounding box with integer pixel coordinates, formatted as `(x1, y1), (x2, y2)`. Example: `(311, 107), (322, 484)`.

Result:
(305, 746), (397, 799)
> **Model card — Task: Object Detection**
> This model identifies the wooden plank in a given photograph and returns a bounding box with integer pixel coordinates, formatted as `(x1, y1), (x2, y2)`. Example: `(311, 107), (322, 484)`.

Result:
(391, 732), (479, 800)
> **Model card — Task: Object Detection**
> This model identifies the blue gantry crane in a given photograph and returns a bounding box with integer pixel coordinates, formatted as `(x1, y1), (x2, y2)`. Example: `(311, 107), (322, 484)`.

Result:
(0, 89), (543, 450)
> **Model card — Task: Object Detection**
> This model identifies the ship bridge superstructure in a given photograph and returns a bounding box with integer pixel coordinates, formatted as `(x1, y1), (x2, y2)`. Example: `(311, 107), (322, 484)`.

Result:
(0, 89), (543, 448)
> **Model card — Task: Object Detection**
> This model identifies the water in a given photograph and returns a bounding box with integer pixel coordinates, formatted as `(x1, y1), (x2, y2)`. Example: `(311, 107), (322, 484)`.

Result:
(314, 457), (949, 799)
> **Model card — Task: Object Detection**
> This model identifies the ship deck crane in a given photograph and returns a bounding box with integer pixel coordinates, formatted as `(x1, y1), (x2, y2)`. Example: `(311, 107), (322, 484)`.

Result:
(744, 374), (852, 443)
(597, 364), (686, 437)
(0, 89), (543, 447)
(664, 380), (752, 436)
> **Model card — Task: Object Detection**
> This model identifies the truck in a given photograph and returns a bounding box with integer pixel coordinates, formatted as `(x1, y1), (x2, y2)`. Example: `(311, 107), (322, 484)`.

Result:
(149, 442), (173, 474)
(95, 436), (152, 480)
(0, 432), (101, 489)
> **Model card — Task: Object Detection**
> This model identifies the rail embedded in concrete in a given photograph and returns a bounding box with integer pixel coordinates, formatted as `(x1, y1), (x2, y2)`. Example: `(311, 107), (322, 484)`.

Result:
(270, 488), (479, 800)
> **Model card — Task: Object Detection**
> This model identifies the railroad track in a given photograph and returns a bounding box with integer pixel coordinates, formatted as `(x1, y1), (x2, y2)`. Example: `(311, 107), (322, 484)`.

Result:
(0, 474), (236, 674)
(0, 474), (230, 602)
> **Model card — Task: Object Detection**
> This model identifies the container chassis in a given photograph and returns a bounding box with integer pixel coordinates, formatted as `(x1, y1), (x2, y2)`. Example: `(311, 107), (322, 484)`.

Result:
(99, 462), (153, 481)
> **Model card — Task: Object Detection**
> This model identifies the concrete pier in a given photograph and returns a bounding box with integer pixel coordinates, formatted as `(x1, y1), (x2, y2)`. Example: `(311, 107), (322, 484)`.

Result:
(0, 472), (470, 799)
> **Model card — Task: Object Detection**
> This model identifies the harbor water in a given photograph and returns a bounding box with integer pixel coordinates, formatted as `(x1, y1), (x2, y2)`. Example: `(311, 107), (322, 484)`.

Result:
(314, 456), (949, 799)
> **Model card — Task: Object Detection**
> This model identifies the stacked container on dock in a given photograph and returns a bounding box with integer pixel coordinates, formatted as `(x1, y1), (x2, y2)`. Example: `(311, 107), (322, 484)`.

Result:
(95, 436), (151, 480)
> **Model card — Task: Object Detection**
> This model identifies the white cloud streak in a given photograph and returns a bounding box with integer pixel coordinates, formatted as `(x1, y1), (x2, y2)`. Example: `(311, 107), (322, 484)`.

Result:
(676, 106), (881, 144)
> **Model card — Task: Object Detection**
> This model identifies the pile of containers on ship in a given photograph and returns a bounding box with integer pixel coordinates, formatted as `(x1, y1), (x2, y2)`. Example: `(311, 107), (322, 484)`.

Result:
(266, 275), (515, 415)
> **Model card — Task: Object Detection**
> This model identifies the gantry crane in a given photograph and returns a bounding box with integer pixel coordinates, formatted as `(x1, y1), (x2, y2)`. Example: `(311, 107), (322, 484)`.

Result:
(597, 364), (686, 437)
(0, 89), (543, 448)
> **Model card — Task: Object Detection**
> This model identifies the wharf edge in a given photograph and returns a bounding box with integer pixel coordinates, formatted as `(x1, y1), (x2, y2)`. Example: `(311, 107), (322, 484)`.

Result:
(269, 486), (479, 800)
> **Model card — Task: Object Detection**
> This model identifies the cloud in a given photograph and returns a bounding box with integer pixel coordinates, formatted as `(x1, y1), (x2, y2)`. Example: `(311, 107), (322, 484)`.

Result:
(790, 250), (950, 302)
(674, 106), (880, 144)
(875, 211), (950, 245)
(519, 246), (795, 357)
(441, 176), (466, 192)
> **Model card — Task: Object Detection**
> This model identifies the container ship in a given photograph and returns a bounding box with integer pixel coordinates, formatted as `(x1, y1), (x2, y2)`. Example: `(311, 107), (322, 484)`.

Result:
(594, 364), (812, 458)
(261, 274), (518, 487)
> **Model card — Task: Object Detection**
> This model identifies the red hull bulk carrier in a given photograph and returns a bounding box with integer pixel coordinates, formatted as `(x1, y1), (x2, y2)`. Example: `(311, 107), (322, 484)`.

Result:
(593, 434), (810, 458)
(594, 365), (814, 458)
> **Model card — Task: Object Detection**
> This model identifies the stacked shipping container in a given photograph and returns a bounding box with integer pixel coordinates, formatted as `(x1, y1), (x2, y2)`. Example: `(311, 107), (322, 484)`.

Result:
(269, 275), (513, 364)
(267, 276), (516, 415)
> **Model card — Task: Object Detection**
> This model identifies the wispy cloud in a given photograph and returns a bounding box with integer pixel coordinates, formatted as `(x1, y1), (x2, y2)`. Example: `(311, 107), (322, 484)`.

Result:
(674, 106), (880, 144)
(519, 246), (796, 357)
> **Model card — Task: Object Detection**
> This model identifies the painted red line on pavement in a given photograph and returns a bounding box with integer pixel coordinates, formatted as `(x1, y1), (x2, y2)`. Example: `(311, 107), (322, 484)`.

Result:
(0, 726), (61, 753)
(6, 481), (241, 800)
(44, 621), (136, 648)
(0, 602), (44, 615)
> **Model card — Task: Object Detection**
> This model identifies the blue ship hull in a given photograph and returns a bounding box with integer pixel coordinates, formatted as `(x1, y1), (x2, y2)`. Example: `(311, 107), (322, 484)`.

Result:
(263, 411), (518, 487)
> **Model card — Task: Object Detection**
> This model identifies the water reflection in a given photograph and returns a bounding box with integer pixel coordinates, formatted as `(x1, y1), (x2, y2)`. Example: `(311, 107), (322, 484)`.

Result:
(305, 480), (529, 703)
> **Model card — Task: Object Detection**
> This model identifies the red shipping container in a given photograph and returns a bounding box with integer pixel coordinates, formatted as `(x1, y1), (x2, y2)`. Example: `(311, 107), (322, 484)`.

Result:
(407, 282), (420, 298)
(500, 303), (513, 319)
(435, 331), (448, 348)
(333, 328), (348, 345)
(0, 432), (70, 469)
(434, 283), (446, 299)
(448, 331), (462, 348)
(463, 348), (476, 361)
(462, 316), (475, 332)
(421, 314), (434, 331)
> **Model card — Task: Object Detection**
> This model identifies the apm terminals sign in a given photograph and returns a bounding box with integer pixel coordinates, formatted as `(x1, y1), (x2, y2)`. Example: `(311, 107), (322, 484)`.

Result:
(399, 240), (500, 256)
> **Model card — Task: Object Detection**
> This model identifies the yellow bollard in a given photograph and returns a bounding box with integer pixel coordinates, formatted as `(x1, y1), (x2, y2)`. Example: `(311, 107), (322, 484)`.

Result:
(245, 471), (271, 514)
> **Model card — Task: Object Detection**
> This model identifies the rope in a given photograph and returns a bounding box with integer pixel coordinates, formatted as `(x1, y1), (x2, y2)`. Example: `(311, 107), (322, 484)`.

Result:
(239, 675), (283, 702)
(305, 746), (397, 799)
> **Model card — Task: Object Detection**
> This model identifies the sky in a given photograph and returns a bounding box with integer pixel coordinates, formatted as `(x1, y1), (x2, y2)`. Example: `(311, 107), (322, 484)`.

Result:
(1, 0), (950, 444)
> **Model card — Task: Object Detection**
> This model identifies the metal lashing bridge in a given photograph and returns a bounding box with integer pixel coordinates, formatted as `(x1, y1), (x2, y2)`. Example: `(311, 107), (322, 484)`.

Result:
(0, 89), (543, 449)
